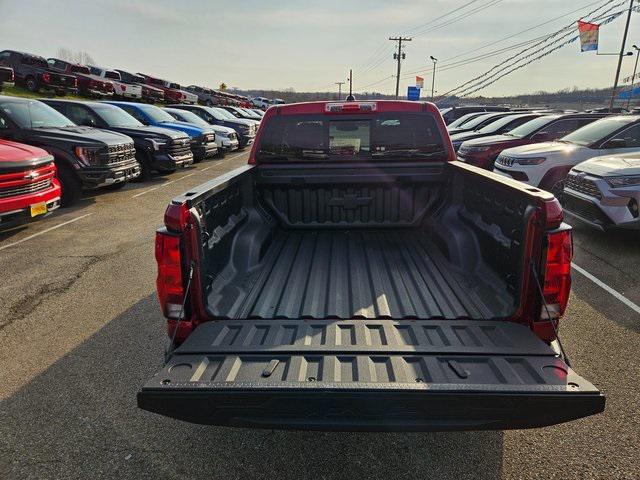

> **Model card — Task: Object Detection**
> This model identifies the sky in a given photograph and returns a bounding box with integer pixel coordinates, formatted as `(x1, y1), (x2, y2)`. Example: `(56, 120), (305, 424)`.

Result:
(1, 0), (639, 97)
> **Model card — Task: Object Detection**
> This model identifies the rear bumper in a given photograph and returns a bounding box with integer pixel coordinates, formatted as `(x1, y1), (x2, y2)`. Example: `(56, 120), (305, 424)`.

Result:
(86, 89), (114, 98)
(78, 161), (141, 188)
(138, 389), (605, 432)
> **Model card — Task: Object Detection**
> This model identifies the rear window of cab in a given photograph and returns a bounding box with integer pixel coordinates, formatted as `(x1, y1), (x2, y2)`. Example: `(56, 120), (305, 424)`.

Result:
(255, 113), (446, 162)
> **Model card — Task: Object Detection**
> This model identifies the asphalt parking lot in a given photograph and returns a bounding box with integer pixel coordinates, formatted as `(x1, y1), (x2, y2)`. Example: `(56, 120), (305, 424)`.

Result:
(0, 152), (638, 480)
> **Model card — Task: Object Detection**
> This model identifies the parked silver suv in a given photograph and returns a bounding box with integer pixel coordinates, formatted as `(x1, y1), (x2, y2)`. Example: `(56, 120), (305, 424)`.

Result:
(563, 153), (640, 230)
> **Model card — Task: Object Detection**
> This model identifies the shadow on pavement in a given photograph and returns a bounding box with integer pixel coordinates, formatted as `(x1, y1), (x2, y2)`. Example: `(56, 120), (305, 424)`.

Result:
(0, 294), (504, 480)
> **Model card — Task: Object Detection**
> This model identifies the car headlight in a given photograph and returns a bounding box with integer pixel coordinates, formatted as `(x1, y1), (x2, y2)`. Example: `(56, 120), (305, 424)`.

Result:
(146, 138), (167, 151)
(605, 175), (640, 187)
(516, 157), (546, 166)
(470, 146), (491, 152)
(74, 146), (102, 166)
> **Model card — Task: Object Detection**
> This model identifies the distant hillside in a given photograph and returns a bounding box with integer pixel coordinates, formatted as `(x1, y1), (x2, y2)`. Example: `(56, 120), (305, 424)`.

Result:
(231, 85), (633, 110)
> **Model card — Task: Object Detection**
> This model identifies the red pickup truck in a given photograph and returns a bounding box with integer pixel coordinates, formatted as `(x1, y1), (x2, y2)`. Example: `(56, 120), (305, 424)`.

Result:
(139, 100), (604, 431)
(0, 139), (61, 225)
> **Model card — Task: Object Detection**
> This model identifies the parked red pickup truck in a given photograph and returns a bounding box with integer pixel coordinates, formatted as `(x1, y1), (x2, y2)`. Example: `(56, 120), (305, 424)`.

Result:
(139, 100), (604, 431)
(0, 139), (61, 225)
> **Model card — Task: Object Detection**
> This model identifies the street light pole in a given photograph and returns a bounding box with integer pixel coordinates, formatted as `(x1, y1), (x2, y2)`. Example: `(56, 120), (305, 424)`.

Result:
(430, 56), (438, 101)
(609, 0), (634, 111)
(627, 45), (640, 109)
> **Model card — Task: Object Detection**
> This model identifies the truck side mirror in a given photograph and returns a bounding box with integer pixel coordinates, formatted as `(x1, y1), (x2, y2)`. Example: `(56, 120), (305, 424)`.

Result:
(603, 138), (627, 149)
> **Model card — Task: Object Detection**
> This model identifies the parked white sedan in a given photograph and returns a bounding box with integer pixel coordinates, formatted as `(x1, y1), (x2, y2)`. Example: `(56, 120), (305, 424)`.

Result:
(493, 115), (640, 197)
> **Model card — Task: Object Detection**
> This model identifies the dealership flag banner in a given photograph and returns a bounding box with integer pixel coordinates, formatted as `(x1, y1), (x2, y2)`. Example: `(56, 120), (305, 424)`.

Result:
(416, 76), (424, 88)
(578, 21), (599, 52)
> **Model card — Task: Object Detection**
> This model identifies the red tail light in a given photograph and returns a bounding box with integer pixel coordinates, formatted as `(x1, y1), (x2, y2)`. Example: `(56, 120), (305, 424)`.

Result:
(542, 229), (572, 318)
(155, 230), (184, 320)
(42, 73), (51, 83)
(121, 84), (126, 91)
(10, 70), (14, 82)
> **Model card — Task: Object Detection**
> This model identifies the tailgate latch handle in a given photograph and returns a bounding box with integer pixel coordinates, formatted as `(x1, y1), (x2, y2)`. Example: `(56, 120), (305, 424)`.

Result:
(448, 360), (470, 379)
(262, 359), (280, 378)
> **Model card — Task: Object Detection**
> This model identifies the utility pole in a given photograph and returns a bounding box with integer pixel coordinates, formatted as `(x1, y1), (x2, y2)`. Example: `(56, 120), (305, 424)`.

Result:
(346, 69), (356, 101)
(627, 45), (640, 109)
(389, 36), (412, 99)
(609, 0), (634, 112)
(430, 56), (438, 101)
(335, 81), (345, 100)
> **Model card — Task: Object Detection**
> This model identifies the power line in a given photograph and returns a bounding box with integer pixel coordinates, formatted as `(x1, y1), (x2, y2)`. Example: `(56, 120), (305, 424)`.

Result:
(453, 7), (629, 99)
(403, 0), (483, 34)
(412, 0), (504, 38)
(442, 0), (623, 98)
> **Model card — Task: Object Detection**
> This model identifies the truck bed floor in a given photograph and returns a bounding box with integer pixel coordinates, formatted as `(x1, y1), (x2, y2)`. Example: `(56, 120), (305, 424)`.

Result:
(207, 230), (513, 320)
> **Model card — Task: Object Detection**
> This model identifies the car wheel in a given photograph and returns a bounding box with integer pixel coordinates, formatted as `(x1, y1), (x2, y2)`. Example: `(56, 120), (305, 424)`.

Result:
(217, 148), (225, 158)
(56, 164), (82, 206)
(26, 76), (38, 92)
(133, 152), (153, 182)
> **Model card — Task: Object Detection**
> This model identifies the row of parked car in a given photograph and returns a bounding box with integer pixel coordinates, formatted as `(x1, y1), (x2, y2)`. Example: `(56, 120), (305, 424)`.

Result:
(0, 94), (266, 226)
(445, 106), (640, 230)
(0, 49), (261, 108)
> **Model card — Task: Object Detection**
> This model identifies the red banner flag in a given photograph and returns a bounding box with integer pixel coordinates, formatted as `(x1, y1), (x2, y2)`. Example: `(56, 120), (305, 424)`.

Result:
(416, 76), (424, 88)
(578, 21), (599, 52)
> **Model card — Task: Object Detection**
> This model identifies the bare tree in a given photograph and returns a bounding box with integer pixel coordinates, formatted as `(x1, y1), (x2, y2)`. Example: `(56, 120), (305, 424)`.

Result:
(56, 47), (96, 65)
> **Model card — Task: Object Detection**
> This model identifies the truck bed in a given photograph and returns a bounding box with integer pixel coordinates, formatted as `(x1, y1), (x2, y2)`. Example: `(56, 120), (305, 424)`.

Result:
(207, 229), (513, 320)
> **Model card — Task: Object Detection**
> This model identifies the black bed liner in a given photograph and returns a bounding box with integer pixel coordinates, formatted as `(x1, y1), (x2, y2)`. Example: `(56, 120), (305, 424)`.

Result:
(207, 230), (513, 320)
(139, 319), (604, 430)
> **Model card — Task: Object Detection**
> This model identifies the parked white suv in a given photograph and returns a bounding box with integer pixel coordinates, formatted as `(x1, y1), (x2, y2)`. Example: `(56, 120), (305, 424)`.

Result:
(493, 115), (640, 197)
(88, 66), (142, 100)
(251, 97), (270, 109)
(563, 153), (640, 230)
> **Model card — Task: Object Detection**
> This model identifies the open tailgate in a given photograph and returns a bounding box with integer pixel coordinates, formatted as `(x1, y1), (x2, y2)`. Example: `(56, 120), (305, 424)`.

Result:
(138, 320), (604, 431)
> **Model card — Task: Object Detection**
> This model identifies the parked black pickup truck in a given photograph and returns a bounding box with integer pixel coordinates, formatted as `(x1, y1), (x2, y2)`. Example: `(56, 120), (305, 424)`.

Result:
(0, 66), (14, 92)
(115, 70), (165, 104)
(0, 50), (77, 95)
(42, 99), (194, 180)
(139, 101), (604, 431)
(0, 96), (140, 205)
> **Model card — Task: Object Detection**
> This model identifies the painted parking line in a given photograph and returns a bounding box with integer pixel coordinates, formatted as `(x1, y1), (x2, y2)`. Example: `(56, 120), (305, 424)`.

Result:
(0, 213), (93, 252)
(131, 173), (195, 198)
(572, 263), (640, 315)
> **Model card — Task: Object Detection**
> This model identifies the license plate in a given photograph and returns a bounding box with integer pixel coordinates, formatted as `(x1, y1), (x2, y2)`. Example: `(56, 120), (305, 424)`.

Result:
(30, 202), (47, 217)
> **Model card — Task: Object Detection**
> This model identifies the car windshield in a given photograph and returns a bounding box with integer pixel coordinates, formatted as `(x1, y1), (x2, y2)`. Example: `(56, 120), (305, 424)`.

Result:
(71, 65), (91, 74)
(457, 113), (503, 130)
(23, 56), (48, 68)
(211, 107), (237, 120)
(169, 82), (181, 89)
(477, 115), (527, 134)
(256, 113), (446, 163)
(94, 105), (142, 127)
(561, 116), (638, 146)
(0, 100), (75, 128)
(165, 109), (210, 127)
(447, 113), (483, 129)
(507, 116), (559, 138)
(105, 71), (120, 80)
(140, 105), (177, 123)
